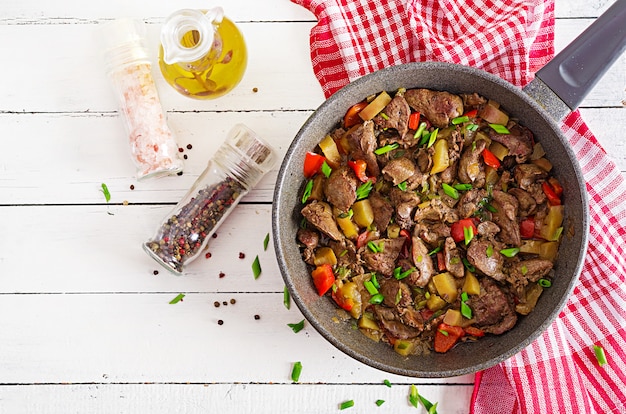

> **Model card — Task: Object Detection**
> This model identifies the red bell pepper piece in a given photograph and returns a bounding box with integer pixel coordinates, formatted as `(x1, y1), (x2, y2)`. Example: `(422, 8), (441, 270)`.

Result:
(348, 159), (370, 183)
(464, 109), (478, 118)
(408, 112), (421, 130)
(481, 147), (501, 169)
(520, 217), (535, 239)
(542, 181), (561, 206)
(434, 323), (465, 353)
(303, 152), (326, 178)
(344, 101), (368, 128)
(464, 326), (485, 337)
(311, 264), (335, 296)
(450, 218), (478, 244)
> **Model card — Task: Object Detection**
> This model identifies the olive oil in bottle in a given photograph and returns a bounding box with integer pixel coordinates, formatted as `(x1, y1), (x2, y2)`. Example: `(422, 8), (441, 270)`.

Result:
(159, 8), (247, 99)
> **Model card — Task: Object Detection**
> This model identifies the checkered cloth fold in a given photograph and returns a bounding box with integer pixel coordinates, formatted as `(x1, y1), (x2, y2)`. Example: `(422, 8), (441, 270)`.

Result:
(292, 0), (626, 412)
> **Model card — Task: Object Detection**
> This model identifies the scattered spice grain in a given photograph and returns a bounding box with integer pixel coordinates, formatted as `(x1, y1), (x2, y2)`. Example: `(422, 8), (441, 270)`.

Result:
(214, 301), (220, 307)
(230, 298), (236, 305)
(178, 147), (184, 153)
(130, 184), (135, 190)
(252, 87), (258, 93)
(222, 301), (228, 306)
(183, 154), (188, 160)
(153, 270), (159, 275)
(217, 320), (224, 325)
(239, 252), (245, 259)
(186, 144), (193, 150)
(205, 252), (212, 259)
(254, 314), (260, 320)
(219, 272), (225, 278)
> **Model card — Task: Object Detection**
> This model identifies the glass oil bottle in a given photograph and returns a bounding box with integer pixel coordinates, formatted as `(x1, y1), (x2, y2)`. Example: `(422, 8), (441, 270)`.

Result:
(159, 8), (247, 99)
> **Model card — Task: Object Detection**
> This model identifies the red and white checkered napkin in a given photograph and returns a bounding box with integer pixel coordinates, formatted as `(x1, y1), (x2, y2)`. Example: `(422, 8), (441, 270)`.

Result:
(292, 0), (626, 412)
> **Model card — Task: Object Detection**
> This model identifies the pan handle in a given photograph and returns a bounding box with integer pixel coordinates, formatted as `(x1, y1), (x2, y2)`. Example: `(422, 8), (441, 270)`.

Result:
(534, 0), (626, 111)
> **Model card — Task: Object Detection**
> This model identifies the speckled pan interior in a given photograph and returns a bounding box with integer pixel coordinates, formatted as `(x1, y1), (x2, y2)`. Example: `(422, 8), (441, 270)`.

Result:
(272, 62), (589, 378)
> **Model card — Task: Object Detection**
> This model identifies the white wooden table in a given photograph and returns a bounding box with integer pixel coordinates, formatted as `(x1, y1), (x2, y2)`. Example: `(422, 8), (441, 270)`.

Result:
(1, 1), (624, 412)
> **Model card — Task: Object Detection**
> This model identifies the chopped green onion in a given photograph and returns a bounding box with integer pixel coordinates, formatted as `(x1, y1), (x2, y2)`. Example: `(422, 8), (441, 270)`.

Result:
(414, 122), (427, 139)
(169, 293), (185, 304)
(438, 329), (449, 336)
(101, 183), (111, 202)
(291, 361), (302, 382)
(283, 286), (291, 309)
(461, 291), (469, 302)
(538, 278), (552, 288)
(428, 246), (442, 256)
(442, 183), (459, 199)
(374, 143), (399, 155)
(380, 112), (390, 120)
(466, 124), (479, 132)
(427, 128), (439, 148)
(393, 266), (415, 280)
(486, 245), (493, 258)
(364, 280), (379, 295)
(397, 181), (408, 191)
(371, 273), (380, 289)
(339, 400), (355, 410)
(367, 241), (382, 253)
(461, 301), (473, 319)
(464, 225), (474, 245)
(463, 258), (476, 272)
(356, 180), (374, 199)
(594, 345), (607, 367)
(383, 379), (392, 387)
(499, 247), (520, 257)
(375, 399), (385, 406)
(419, 131), (431, 146)
(453, 183), (473, 191)
(321, 161), (332, 178)
(288, 319), (305, 333)
(409, 385), (419, 408)
(339, 249), (348, 257)
(485, 203), (498, 213)
(489, 123), (510, 134)
(369, 293), (384, 305)
(521, 265), (528, 275)
(301, 179), (314, 203)
(263, 233), (270, 251)
(252, 255), (262, 279)
(452, 115), (470, 125)
(418, 393), (436, 412)
(416, 255), (423, 263)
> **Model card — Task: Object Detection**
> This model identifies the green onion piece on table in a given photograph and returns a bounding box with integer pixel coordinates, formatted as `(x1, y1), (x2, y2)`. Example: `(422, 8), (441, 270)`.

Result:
(288, 319), (305, 333)
(409, 385), (419, 408)
(594, 345), (607, 366)
(291, 361), (302, 382)
(169, 293), (185, 304)
(101, 183), (111, 202)
(263, 233), (270, 251)
(252, 255), (262, 279)
(383, 379), (392, 387)
(375, 399), (385, 406)
(283, 286), (291, 309)
(339, 400), (354, 410)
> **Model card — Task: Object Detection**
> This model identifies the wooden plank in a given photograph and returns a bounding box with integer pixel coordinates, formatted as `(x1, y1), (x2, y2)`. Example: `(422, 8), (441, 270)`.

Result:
(0, 383), (473, 414)
(0, 19), (623, 113)
(0, 22), (325, 113)
(0, 0), (615, 20)
(0, 111), (312, 204)
(0, 205), (283, 293)
(0, 292), (474, 386)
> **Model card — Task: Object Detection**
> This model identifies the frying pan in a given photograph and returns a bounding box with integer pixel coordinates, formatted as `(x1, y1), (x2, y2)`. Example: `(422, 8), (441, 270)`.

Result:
(272, 0), (626, 377)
